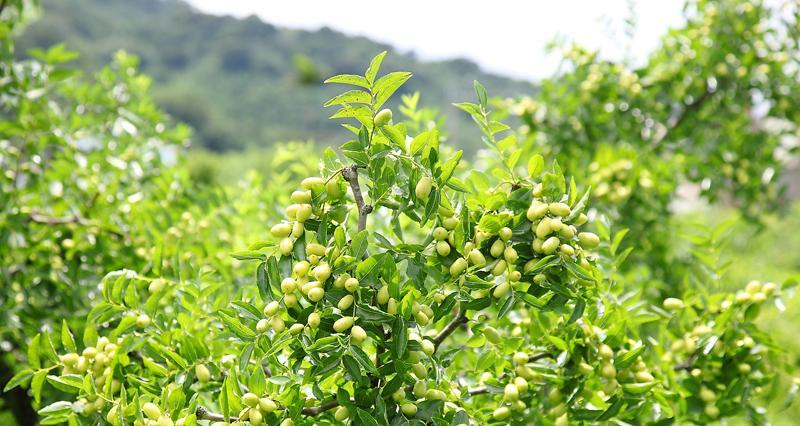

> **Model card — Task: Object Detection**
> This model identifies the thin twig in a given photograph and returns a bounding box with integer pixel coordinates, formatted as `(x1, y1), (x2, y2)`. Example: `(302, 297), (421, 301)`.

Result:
(433, 312), (468, 349)
(341, 164), (372, 232)
(653, 84), (713, 149)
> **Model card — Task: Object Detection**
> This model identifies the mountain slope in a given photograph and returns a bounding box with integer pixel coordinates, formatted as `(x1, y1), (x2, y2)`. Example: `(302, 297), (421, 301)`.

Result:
(18, 0), (534, 152)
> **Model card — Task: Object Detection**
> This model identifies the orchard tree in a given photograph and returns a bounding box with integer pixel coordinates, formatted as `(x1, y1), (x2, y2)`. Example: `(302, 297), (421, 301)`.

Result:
(496, 0), (800, 289)
(10, 53), (796, 426)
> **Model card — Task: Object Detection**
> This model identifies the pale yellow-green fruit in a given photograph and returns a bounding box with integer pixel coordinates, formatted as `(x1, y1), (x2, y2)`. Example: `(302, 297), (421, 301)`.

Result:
(508, 270), (521, 282)
(699, 387), (716, 402)
(414, 311), (430, 326)
(483, 326), (501, 344)
(504, 246), (518, 263)
(306, 243), (327, 256)
(599, 344), (614, 359)
(334, 316), (354, 333)
(301, 176), (325, 190)
(344, 277), (359, 292)
(421, 339), (435, 356)
(284, 293), (298, 308)
(307, 312), (321, 328)
(351, 325), (367, 342)
(514, 376), (529, 393)
(326, 178), (343, 198)
(295, 204), (313, 222)
(401, 402), (418, 416)
(413, 381), (427, 398)
(634, 371), (654, 383)
(291, 190), (312, 204)
(136, 313), (151, 328)
(106, 405), (119, 425)
(662, 297), (684, 311)
(450, 257), (468, 276)
(542, 236), (560, 254)
(281, 277), (297, 294)
(559, 244), (575, 256)
(387, 298), (399, 315)
(704, 405), (719, 418)
(601, 363), (616, 379)
(433, 226), (448, 241)
(307, 287), (325, 302)
(263, 301), (280, 317)
(425, 389), (446, 400)
(377, 285), (390, 305)
(493, 406), (510, 420)
(270, 316), (286, 333)
(491, 259), (507, 276)
(513, 352), (528, 365)
(289, 323), (305, 334)
(157, 414), (174, 426)
(293, 260), (310, 277)
(313, 263), (331, 282)
(256, 319), (270, 334)
(468, 248), (486, 267)
(334, 406), (349, 421)
(436, 241), (451, 256)
(549, 202), (571, 217)
(148, 278), (167, 294)
(575, 213), (588, 225)
(392, 388), (406, 402)
(499, 226), (513, 241)
(242, 392), (259, 407)
(374, 108), (393, 126)
(194, 364), (211, 383)
(142, 402), (161, 420)
(280, 419), (295, 426)
(578, 232), (600, 248)
(415, 176), (433, 199)
(338, 295), (354, 311)
(527, 201), (548, 221)
(279, 238), (294, 256)
(493, 281), (511, 298)
(412, 363), (428, 379)
(286, 203), (299, 219)
(490, 239), (505, 258)
(504, 383), (519, 402)
(443, 216), (459, 230)
(271, 223), (292, 238)
(248, 409), (263, 426)
(535, 217), (553, 239)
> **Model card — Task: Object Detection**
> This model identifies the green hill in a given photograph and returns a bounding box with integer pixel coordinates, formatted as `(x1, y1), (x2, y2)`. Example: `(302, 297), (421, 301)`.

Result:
(17, 0), (533, 152)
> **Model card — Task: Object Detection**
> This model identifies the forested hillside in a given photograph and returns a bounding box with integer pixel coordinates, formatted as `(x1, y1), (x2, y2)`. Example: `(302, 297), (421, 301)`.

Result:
(17, 0), (533, 152)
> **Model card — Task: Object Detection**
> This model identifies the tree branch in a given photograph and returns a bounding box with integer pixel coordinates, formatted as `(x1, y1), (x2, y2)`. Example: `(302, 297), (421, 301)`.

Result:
(433, 312), (468, 349)
(653, 83), (714, 148)
(196, 399), (341, 422)
(24, 210), (125, 238)
(341, 164), (372, 232)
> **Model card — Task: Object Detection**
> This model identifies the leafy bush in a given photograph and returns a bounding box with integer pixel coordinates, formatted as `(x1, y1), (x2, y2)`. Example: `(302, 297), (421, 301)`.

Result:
(7, 52), (795, 426)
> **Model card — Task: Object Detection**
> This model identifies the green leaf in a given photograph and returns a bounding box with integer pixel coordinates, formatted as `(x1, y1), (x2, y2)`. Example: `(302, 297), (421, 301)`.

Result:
(3, 369), (33, 392)
(256, 262), (270, 301)
(37, 401), (73, 416)
(324, 90), (372, 107)
(356, 304), (394, 324)
(348, 345), (377, 374)
(28, 333), (41, 370)
(474, 80), (488, 108)
(61, 320), (76, 353)
(528, 154), (544, 177)
(392, 317), (408, 359)
(356, 407), (381, 426)
(324, 74), (370, 89)
(365, 51), (387, 84)
(32, 369), (47, 404)
(615, 345), (646, 369)
(373, 71), (413, 109)
(218, 311), (257, 340)
(249, 366), (267, 395)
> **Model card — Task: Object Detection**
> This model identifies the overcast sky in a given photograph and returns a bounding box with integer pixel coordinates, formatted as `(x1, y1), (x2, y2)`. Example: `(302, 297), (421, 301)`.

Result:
(185, 0), (687, 81)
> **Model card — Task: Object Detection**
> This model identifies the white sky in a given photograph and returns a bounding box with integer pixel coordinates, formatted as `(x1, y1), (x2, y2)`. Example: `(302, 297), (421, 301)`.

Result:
(185, 0), (687, 81)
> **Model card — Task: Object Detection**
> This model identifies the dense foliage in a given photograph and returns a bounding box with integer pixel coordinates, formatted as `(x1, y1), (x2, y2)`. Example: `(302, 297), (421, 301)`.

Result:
(2, 0), (799, 425)
(15, 0), (531, 152)
(494, 0), (800, 292)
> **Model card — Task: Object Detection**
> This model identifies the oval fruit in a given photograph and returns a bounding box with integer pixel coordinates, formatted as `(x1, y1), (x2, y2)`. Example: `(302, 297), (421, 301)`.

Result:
(333, 316), (354, 333)
(415, 176), (433, 199)
(374, 108), (393, 126)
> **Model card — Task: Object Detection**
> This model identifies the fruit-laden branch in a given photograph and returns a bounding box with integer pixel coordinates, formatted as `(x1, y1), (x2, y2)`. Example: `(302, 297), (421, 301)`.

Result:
(196, 399), (341, 421)
(467, 353), (553, 396)
(433, 311), (468, 349)
(341, 164), (372, 232)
